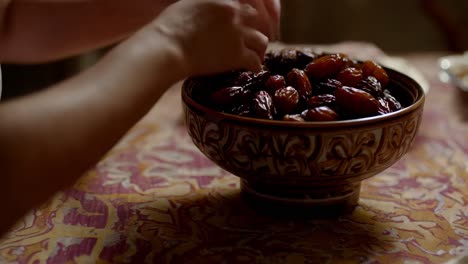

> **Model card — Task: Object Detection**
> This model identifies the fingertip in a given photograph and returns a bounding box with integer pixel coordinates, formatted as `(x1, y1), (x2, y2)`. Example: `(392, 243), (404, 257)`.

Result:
(249, 62), (263, 73)
(223, 0), (250, 24)
(239, 3), (257, 17)
(243, 50), (263, 73)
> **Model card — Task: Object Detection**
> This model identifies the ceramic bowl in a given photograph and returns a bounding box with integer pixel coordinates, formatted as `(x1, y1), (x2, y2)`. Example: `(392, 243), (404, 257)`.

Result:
(182, 68), (425, 215)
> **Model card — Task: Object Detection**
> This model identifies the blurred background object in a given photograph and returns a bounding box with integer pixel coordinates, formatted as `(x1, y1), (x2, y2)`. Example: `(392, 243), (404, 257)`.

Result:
(280, 0), (467, 53)
(1, 49), (107, 100)
(2, 0), (467, 100)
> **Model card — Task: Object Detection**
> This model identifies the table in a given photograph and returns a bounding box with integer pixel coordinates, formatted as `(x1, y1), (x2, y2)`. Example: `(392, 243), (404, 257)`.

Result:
(1, 44), (467, 263)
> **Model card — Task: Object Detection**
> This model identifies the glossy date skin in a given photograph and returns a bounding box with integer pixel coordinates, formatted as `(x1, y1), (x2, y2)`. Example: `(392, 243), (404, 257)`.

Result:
(194, 49), (403, 121)
(274, 86), (299, 114)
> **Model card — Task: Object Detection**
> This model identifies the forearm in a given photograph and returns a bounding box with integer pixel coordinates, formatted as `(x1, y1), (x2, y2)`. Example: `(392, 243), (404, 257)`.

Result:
(0, 33), (184, 233)
(0, 0), (177, 63)
(0, 0), (276, 234)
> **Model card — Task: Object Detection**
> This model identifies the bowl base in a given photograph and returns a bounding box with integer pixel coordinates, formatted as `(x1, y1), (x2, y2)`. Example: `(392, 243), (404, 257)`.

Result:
(240, 180), (360, 217)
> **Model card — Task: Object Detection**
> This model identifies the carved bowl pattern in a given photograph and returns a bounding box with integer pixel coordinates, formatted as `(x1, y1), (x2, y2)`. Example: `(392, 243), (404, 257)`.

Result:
(182, 68), (425, 214)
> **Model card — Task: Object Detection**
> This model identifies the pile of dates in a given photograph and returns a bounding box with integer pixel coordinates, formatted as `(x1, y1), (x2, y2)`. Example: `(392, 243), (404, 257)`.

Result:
(191, 49), (402, 121)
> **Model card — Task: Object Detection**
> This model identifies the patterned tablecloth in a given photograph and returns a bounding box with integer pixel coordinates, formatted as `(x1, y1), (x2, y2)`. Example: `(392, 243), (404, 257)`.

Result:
(0, 43), (467, 264)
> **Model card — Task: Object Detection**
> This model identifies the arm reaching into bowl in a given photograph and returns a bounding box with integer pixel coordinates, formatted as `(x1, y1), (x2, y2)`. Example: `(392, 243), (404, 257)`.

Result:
(0, 0), (276, 234)
(0, 0), (280, 63)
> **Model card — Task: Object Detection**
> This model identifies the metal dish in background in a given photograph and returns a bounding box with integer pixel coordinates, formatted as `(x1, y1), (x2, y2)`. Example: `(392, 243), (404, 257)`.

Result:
(439, 51), (468, 91)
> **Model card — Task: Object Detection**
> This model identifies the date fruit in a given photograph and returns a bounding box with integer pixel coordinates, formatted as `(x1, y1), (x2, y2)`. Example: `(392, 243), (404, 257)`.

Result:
(210, 86), (251, 108)
(383, 90), (402, 111)
(315, 79), (342, 95)
(287, 68), (312, 100)
(302, 106), (338, 121)
(265, 75), (286, 95)
(357, 76), (382, 97)
(336, 67), (363, 87)
(264, 49), (317, 75)
(335, 86), (380, 117)
(305, 54), (348, 80)
(307, 94), (336, 108)
(362, 60), (389, 87)
(274, 86), (300, 114)
(253, 91), (275, 120)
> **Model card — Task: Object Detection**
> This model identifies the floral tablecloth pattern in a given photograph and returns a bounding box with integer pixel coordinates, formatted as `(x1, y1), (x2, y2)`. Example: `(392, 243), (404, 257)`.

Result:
(0, 44), (467, 264)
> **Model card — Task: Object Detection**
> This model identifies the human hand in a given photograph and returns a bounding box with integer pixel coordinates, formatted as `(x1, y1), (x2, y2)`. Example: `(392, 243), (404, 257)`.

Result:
(141, 0), (271, 77)
(238, 0), (281, 41)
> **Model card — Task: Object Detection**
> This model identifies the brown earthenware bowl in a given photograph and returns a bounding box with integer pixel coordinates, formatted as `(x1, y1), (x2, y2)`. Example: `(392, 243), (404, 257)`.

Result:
(182, 68), (425, 215)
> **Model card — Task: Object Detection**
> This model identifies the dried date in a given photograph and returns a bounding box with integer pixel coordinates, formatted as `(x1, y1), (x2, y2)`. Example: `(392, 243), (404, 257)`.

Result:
(244, 70), (271, 92)
(302, 106), (338, 121)
(383, 90), (402, 111)
(230, 104), (253, 116)
(210, 86), (251, 109)
(361, 60), (389, 87)
(336, 67), (363, 87)
(233, 71), (253, 86)
(274, 86), (300, 114)
(264, 49), (317, 75)
(356, 76), (382, 97)
(253, 91), (275, 119)
(305, 54), (348, 80)
(315, 79), (342, 95)
(377, 97), (391, 114)
(287, 68), (313, 100)
(296, 49), (317, 69)
(265, 75), (286, 95)
(307, 94), (336, 108)
(335, 86), (380, 117)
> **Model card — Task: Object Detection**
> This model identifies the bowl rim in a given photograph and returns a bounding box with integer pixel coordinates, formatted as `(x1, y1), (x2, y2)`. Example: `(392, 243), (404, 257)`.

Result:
(182, 67), (425, 128)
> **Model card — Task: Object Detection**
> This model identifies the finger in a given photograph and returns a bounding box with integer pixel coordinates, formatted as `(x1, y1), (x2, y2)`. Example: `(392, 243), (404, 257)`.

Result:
(237, 0), (277, 40)
(241, 27), (268, 62)
(236, 2), (271, 39)
(265, 0), (281, 40)
(241, 49), (263, 73)
(239, 3), (258, 18)
(233, 3), (258, 25)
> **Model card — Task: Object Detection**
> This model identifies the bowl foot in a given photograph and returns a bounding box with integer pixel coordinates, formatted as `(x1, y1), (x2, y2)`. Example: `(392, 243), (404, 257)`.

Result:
(241, 180), (361, 217)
